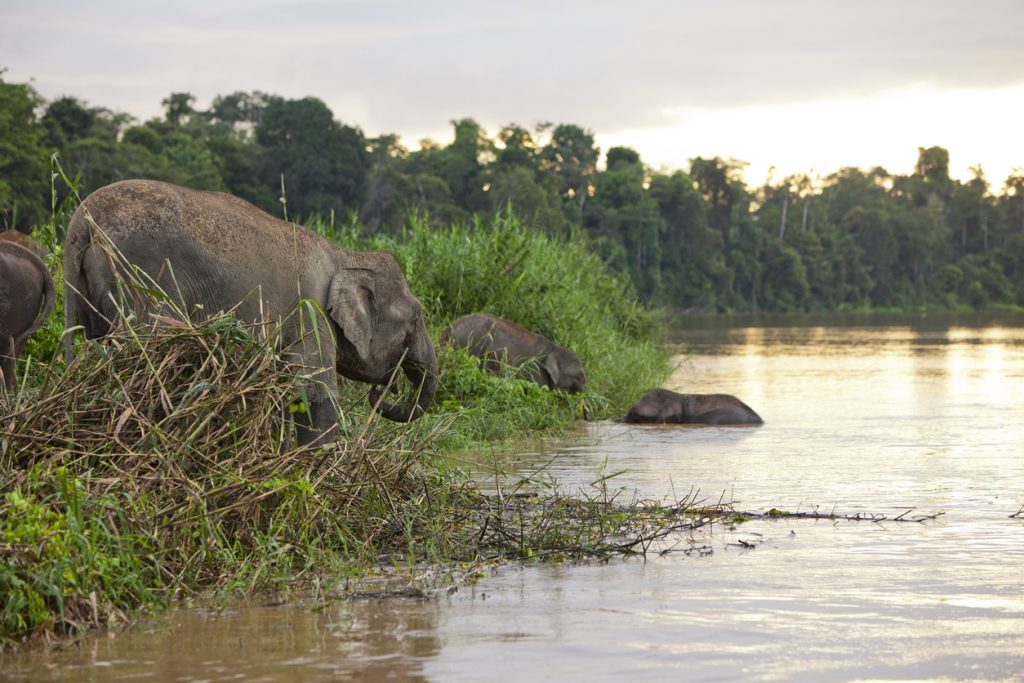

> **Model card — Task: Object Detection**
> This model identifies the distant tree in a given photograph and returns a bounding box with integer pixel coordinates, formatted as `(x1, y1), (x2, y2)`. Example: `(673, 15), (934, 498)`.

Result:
(588, 146), (665, 299)
(649, 170), (727, 309)
(360, 134), (417, 234)
(495, 124), (539, 170)
(162, 92), (197, 126)
(207, 91), (273, 134)
(439, 118), (492, 214)
(915, 146), (950, 183)
(255, 96), (371, 220)
(540, 124), (599, 220)
(41, 96), (96, 150)
(0, 74), (49, 229)
(690, 157), (747, 236)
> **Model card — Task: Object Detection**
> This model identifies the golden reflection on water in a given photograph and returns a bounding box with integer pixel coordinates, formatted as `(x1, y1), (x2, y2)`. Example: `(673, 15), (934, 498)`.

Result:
(5, 316), (1024, 682)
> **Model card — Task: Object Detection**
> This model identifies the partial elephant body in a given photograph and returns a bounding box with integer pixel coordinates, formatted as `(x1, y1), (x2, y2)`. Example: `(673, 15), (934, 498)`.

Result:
(0, 230), (49, 259)
(624, 388), (763, 425)
(0, 242), (56, 392)
(64, 179), (437, 445)
(441, 313), (586, 393)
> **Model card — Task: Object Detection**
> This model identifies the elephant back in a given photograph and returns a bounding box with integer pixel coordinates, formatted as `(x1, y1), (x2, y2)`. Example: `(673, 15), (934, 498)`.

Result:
(0, 241), (55, 351)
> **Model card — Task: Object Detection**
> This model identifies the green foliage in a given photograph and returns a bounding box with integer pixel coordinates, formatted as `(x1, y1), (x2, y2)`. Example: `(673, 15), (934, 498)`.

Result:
(427, 348), (586, 447)
(0, 303), (688, 648)
(0, 74), (49, 230)
(256, 96), (371, 220)
(21, 160), (75, 369)
(1, 72), (1021, 314)
(346, 212), (669, 419)
(0, 472), (158, 646)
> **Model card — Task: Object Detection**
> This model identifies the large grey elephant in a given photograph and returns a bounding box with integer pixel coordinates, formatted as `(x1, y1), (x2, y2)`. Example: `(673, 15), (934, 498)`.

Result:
(441, 313), (586, 393)
(623, 388), (763, 425)
(64, 179), (437, 445)
(0, 241), (56, 392)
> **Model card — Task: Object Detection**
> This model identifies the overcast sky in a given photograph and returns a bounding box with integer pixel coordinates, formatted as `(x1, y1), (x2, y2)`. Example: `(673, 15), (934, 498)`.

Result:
(3, 0), (1023, 185)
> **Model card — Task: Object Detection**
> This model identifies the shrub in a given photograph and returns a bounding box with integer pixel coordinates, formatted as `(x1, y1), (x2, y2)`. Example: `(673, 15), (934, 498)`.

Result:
(325, 211), (670, 423)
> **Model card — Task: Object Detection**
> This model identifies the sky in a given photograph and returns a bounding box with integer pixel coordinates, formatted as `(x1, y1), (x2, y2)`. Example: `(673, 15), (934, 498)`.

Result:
(3, 0), (1023, 187)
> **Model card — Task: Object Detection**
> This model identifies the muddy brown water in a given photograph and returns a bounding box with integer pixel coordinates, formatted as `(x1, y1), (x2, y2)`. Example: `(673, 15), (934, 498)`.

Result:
(4, 314), (1023, 682)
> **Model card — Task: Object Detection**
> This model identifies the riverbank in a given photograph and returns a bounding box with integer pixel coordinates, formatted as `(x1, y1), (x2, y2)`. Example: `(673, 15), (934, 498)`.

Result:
(1, 202), (677, 648)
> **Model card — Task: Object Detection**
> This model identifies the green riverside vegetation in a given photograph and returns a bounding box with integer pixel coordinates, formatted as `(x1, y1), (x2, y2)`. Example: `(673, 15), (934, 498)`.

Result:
(0, 173), (681, 648)
(2, 72), (1022, 314)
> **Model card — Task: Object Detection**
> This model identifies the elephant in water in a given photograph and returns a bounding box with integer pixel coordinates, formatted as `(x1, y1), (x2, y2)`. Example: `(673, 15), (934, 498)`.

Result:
(0, 241), (56, 392)
(624, 388), (763, 425)
(63, 179), (437, 445)
(441, 313), (586, 393)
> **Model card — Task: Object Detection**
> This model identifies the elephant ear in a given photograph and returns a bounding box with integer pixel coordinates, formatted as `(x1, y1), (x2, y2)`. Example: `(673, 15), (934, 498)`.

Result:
(327, 273), (373, 361)
(541, 353), (561, 390)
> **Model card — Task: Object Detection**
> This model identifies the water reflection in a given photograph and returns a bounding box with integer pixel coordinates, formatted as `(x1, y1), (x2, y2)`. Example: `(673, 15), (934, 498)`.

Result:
(2, 598), (440, 682)
(5, 314), (1024, 681)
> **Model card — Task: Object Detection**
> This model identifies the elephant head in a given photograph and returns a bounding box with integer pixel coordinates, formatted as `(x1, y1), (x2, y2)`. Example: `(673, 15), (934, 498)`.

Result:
(540, 348), (587, 394)
(326, 253), (438, 422)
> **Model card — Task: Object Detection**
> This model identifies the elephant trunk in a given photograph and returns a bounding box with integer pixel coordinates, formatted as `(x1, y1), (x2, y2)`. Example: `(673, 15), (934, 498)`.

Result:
(368, 328), (438, 422)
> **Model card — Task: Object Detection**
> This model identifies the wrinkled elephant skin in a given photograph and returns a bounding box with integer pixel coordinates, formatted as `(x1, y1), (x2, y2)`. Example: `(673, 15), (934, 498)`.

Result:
(64, 179), (438, 445)
(624, 388), (763, 425)
(0, 242), (55, 392)
(441, 312), (586, 393)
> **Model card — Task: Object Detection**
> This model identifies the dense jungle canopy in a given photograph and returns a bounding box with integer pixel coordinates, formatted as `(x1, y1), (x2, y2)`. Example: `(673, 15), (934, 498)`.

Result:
(2, 74), (1023, 312)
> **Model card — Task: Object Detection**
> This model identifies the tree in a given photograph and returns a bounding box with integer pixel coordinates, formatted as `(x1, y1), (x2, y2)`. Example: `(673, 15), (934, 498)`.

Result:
(649, 170), (726, 309)
(588, 147), (665, 299)
(540, 124), (599, 221)
(690, 157), (747, 236)
(162, 92), (197, 126)
(0, 74), (49, 230)
(255, 96), (370, 220)
(41, 96), (96, 150)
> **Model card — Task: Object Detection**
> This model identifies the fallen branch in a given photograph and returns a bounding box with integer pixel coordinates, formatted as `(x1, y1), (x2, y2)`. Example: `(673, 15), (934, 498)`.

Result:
(733, 507), (945, 523)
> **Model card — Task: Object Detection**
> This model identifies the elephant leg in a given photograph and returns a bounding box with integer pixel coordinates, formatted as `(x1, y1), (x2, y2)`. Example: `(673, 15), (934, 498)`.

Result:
(289, 313), (342, 448)
(0, 333), (15, 394)
(296, 373), (341, 447)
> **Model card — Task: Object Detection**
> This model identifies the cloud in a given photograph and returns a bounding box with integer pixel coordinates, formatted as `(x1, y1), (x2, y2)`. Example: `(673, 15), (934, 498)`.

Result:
(3, 0), (1023, 140)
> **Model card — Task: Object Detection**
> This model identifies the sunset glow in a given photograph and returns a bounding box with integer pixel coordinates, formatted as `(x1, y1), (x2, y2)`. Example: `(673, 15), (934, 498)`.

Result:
(598, 84), (1024, 188)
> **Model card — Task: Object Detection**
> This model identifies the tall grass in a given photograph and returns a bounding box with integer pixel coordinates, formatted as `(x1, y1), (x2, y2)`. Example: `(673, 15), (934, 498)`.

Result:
(1, 182), (679, 648)
(1, 308), (716, 648)
(326, 211), (671, 439)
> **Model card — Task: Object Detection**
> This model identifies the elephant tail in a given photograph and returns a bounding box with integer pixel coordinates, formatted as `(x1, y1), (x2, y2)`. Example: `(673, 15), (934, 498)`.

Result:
(16, 249), (56, 354)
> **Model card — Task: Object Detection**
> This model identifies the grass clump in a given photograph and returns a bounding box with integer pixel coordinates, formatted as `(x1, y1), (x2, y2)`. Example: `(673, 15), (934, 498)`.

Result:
(0, 310), (440, 646)
(323, 211), (671, 440)
(0, 307), (715, 649)
(1, 177), (680, 648)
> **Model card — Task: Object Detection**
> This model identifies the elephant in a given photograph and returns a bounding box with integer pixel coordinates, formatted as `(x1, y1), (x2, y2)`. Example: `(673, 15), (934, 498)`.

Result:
(623, 388), (763, 425)
(441, 313), (586, 393)
(0, 241), (56, 392)
(63, 179), (437, 445)
(0, 229), (49, 259)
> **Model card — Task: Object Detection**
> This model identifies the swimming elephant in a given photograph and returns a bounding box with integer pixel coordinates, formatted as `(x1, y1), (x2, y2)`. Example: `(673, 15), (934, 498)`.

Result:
(0, 241), (56, 392)
(64, 179), (437, 445)
(623, 388), (763, 425)
(441, 313), (586, 393)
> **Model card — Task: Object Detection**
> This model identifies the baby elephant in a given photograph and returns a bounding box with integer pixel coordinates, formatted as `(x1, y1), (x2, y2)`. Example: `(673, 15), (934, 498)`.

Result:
(624, 388), (763, 425)
(0, 241), (56, 392)
(442, 313), (586, 393)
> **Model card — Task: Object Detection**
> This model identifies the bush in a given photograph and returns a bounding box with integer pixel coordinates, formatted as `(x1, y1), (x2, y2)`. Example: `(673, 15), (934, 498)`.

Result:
(325, 211), (670, 425)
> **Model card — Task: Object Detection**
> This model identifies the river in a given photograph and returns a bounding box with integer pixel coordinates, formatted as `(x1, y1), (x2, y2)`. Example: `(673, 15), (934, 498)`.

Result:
(4, 314), (1023, 681)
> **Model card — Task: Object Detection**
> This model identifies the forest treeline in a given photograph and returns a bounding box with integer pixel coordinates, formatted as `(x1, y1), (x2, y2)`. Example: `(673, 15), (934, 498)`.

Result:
(2, 73), (1023, 312)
